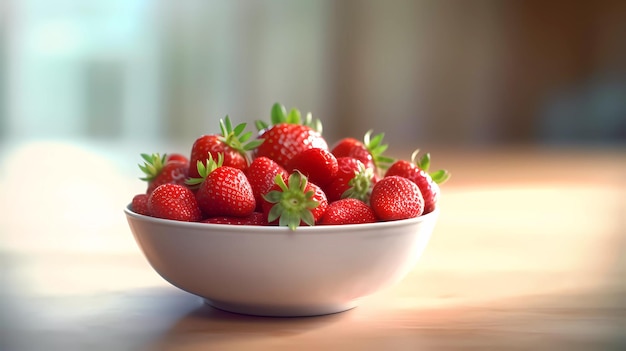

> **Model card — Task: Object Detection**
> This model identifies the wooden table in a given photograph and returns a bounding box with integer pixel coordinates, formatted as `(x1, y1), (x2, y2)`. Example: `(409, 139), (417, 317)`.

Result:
(1, 142), (625, 350)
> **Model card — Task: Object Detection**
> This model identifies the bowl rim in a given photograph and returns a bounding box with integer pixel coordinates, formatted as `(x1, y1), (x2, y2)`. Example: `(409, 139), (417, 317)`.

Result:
(124, 205), (439, 235)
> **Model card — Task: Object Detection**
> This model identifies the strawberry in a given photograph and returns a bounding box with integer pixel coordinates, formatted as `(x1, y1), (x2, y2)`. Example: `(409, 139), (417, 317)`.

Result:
(286, 148), (338, 187)
(188, 116), (263, 178)
(385, 150), (450, 214)
(202, 212), (268, 225)
(331, 130), (394, 173)
(131, 193), (150, 216)
(147, 183), (202, 222)
(370, 176), (424, 221)
(261, 171), (328, 230)
(244, 156), (288, 211)
(324, 157), (375, 203)
(138, 153), (189, 194)
(254, 103), (328, 169)
(165, 153), (189, 164)
(319, 198), (377, 225)
(187, 154), (256, 218)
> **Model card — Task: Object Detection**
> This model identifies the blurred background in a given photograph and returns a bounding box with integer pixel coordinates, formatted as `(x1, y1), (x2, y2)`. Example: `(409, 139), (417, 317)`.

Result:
(1, 0), (625, 148)
(0, 0), (625, 254)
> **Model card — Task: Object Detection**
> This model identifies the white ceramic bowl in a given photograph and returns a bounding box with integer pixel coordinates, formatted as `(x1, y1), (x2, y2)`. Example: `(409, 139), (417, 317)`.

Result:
(125, 207), (439, 317)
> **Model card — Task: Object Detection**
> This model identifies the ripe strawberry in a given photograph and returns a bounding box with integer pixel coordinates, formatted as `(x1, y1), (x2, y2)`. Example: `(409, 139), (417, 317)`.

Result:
(131, 193), (150, 216)
(147, 184), (202, 222)
(138, 153), (189, 194)
(188, 116), (263, 178)
(254, 103), (328, 169)
(286, 148), (338, 187)
(331, 130), (394, 173)
(244, 156), (288, 211)
(324, 157), (375, 203)
(319, 198), (377, 225)
(370, 176), (424, 221)
(166, 153), (189, 164)
(187, 154), (256, 218)
(202, 212), (268, 225)
(385, 150), (450, 214)
(261, 171), (328, 230)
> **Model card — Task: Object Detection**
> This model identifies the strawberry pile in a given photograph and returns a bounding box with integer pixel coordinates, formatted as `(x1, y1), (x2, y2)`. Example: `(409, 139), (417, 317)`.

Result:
(130, 103), (450, 230)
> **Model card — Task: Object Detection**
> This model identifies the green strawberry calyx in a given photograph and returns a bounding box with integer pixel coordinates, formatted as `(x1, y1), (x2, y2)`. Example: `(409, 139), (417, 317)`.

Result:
(341, 161), (375, 203)
(138, 153), (167, 181)
(255, 102), (323, 134)
(219, 116), (265, 162)
(185, 153), (224, 188)
(410, 149), (451, 184)
(363, 130), (395, 170)
(263, 171), (319, 231)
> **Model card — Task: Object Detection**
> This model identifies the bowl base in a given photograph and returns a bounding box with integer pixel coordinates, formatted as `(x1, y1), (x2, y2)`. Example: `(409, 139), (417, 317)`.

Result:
(203, 299), (358, 317)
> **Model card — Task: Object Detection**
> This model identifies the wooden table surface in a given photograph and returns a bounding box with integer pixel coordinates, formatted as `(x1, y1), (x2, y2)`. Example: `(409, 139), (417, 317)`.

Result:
(1, 142), (625, 350)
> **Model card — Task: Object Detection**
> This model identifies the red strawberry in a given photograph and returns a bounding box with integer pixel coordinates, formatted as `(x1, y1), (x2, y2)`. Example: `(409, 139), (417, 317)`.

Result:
(385, 150), (450, 214)
(138, 153), (189, 194)
(286, 148), (338, 187)
(188, 116), (263, 178)
(202, 212), (268, 225)
(254, 103), (328, 169)
(261, 171), (328, 230)
(131, 193), (150, 216)
(319, 198), (377, 225)
(166, 153), (189, 164)
(244, 156), (288, 211)
(370, 176), (424, 221)
(324, 157), (375, 203)
(187, 154), (256, 218)
(331, 130), (394, 173)
(147, 184), (202, 222)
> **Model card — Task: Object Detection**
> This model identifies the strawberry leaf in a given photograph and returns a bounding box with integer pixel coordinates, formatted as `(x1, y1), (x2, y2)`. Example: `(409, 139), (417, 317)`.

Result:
(219, 115), (264, 161)
(341, 161), (374, 203)
(410, 149), (450, 184)
(430, 169), (451, 184)
(138, 153), (166, 181)
(363, 130), (394, 170)
(258, 102), (324, 134)
(287, 108), (302, 124)
(271, 103), (287, 125)
(185, 153), (224, 187)
(262, 171), (319, 231)
(255, 120), (269, 131)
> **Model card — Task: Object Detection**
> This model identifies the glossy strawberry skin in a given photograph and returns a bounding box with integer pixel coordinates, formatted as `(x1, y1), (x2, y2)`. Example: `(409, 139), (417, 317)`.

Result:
(147, 184), (202, 222)
(195, 166), (256, 218)
(165, 153), (189, 164)
(385, 160), (439, 214)
(286, 148), (338, 187)
(331, 138), (375, 170)
(319, 198), (377, 225)
(189, 135), (247, 179)
(244, 157), (288, 211)
(324, 157), (374, 203)
(146, 160), (189, 194)
(255, 123), (328, 169)
(202, 212), (268, 225)
(370, 176), (424, 221)
(131, 193), (150, 216)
